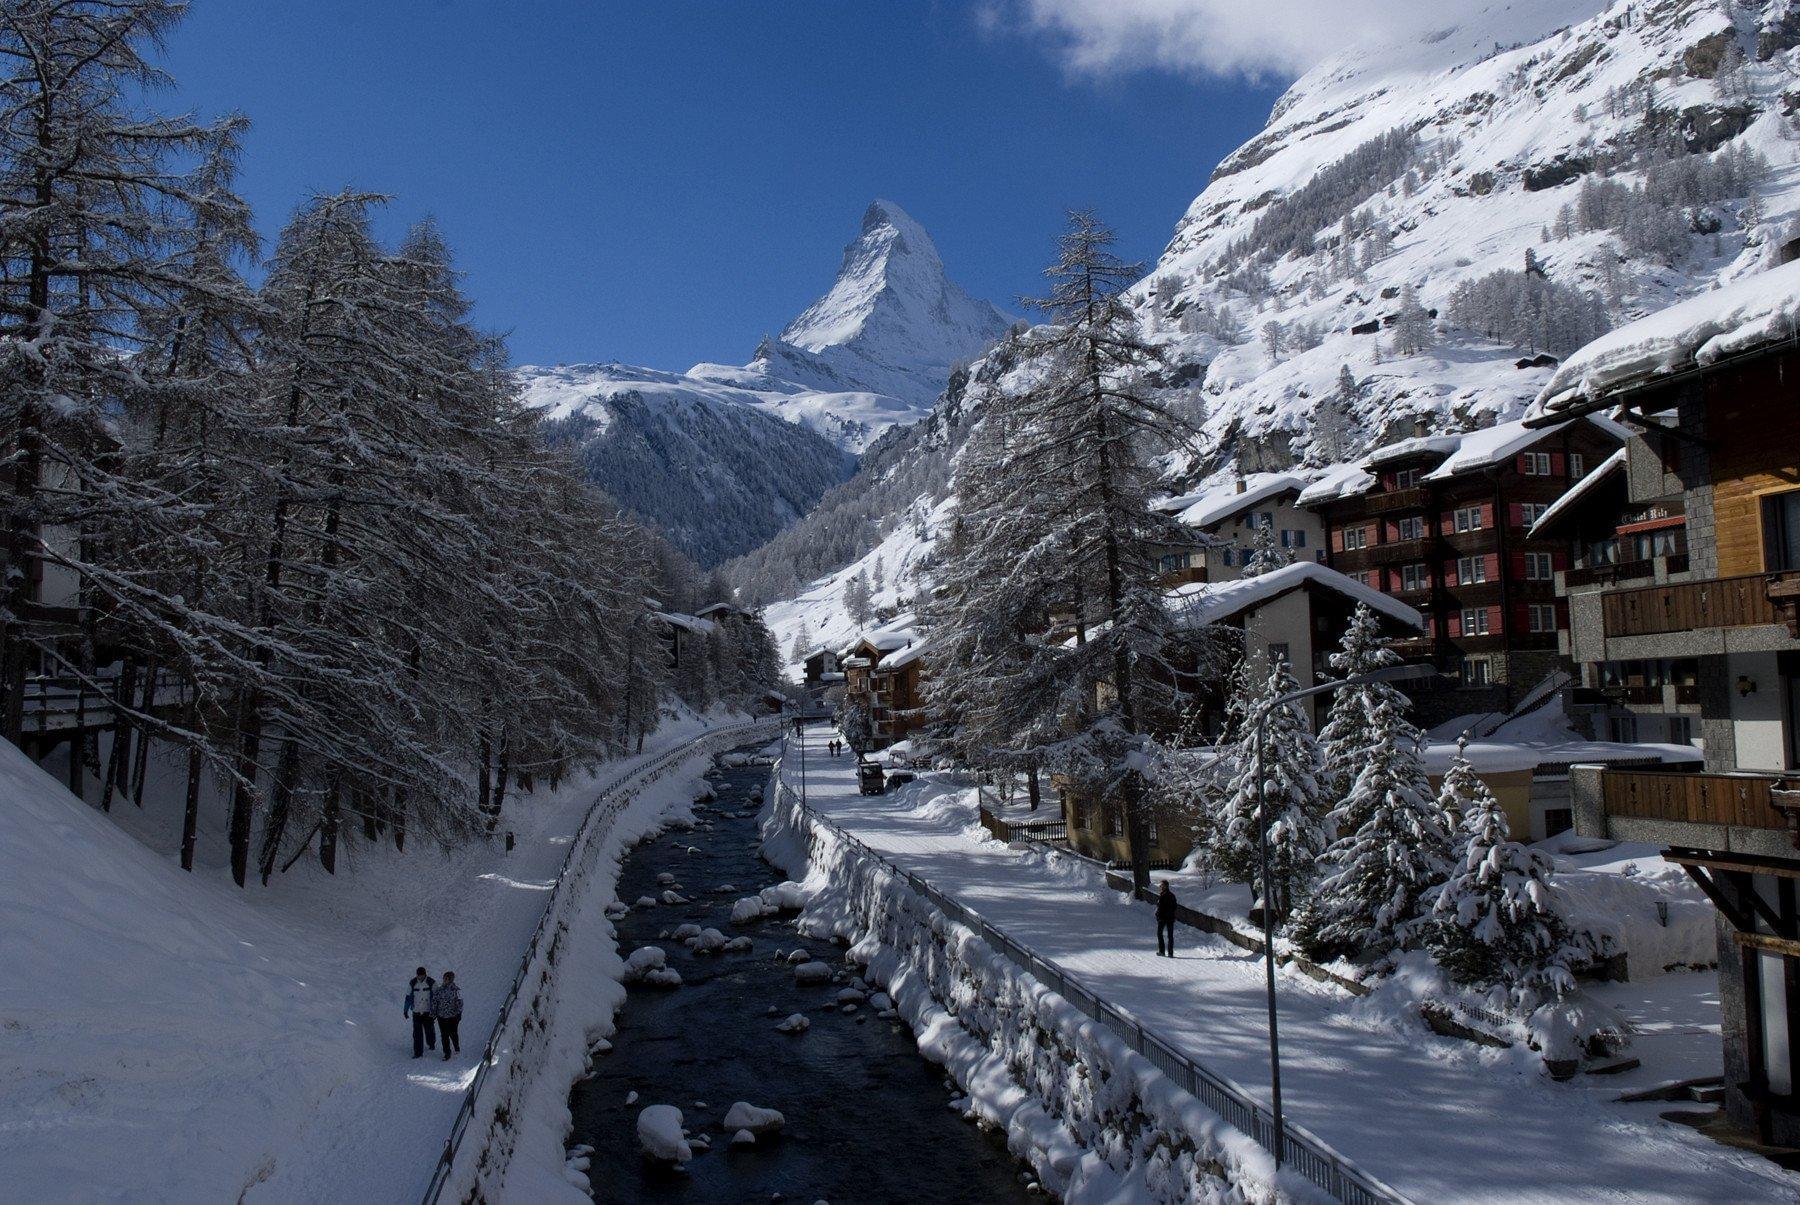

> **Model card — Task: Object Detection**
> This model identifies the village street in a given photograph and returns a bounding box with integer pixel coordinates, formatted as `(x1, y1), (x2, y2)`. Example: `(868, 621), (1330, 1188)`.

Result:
(783, 725), (1795, 1204)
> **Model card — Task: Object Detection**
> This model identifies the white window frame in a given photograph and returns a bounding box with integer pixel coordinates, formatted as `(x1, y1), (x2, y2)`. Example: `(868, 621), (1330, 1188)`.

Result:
(1460, 608), (1491, 635)
(1519, 502), (1548, 526)
(1524, 552), (1555, 580)
(1457, 556), (1487, 584)
(1401, 563), (1429, 592)
(1397, 515), (1425, 540)
(1342, 526), (1368, 550)
(1454, 506), (1484, 532)
(1528, 603), (1557, 633)
(1462, 656), (1493, 686)
(1569, 453), (1586, 479)
(1394, 467), (1421, 489)
(1521, 451), (1552, 476)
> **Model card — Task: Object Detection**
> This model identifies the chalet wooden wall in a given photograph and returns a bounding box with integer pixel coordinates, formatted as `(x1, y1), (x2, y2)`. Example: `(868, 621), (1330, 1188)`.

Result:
(1706, 347), (1800, 576)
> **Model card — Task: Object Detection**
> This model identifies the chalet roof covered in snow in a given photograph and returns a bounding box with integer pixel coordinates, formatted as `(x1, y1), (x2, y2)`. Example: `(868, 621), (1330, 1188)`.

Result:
(880, 637), (930, 672)
(652, 610), (717, 636)
(1536, 261), (1800, 413)
(1165, 472), (1317, 532)
(1165, 561), (1423, 632)
(842, 614), (919, 657)
(1423, 414), (1630, 482)
(1529, 447), (1627, 538)
(1296, 461), (1377, 507)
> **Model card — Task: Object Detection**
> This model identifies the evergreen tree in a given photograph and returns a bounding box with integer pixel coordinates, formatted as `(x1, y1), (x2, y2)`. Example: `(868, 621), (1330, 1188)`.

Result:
(1392, 285), (1432, 356)
(1240, 518), (1294, 577)
(843, 570), (872, 627)
(1296, 689), (1451, 961)
(1215, 655), (1328, 922)
(1427, 737), (1587, 1006)
(1317, 603), (1400, 805)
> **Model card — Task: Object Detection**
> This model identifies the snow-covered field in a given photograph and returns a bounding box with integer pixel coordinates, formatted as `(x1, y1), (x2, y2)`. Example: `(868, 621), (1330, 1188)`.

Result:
(0, 713), (744, 1204)
(775, 724), (1798, 1202)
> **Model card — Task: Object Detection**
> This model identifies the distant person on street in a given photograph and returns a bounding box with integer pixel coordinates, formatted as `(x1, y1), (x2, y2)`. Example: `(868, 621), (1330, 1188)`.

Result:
(433, 971), (464, 1061)
(1156, 882), (1178, 958)
(405, 967), (437, 1058)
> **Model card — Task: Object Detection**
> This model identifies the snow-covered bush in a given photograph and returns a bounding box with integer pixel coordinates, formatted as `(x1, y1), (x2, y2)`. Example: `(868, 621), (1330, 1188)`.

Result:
(1426, 739), (1589, 1009)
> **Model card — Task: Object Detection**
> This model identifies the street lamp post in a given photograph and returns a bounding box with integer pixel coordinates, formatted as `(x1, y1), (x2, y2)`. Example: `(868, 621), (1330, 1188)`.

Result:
(1246, 661), (1434, 1168)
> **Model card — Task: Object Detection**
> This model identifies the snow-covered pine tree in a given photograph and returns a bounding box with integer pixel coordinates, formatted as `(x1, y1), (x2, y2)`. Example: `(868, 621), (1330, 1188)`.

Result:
(1295, 688), (1451, 962)
(1240, 518), (1294, 577)
(1427, 737), (1586, 1006)
(1317, 602), (1400, 806)
(1214, 655), (1328, 922)
(1392, 284), (1432, 355)
(844, 570), (872, 626)
(1007, 211), (1214, 888)
(790, 625), (810, 663)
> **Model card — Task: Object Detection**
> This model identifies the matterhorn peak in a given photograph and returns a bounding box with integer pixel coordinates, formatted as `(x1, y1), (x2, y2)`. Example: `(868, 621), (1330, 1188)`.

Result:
(749, 199), (1011, 407)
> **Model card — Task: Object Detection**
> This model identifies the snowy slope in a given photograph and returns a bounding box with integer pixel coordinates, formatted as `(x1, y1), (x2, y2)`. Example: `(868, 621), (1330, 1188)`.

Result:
(520, 363), (854, 567)
(1139, 0), (1800, 480)
(746, 200), (1014, 409)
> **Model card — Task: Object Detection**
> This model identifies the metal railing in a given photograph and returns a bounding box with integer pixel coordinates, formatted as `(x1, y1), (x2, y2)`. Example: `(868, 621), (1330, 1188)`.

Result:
(419, 718), (780, 1205)
(774, 745), (1409, 1205)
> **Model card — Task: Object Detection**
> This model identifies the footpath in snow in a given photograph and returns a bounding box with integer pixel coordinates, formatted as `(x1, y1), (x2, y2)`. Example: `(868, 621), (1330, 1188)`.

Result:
(2, 713), (749, 1205)
(783, 725), (1799, 1204)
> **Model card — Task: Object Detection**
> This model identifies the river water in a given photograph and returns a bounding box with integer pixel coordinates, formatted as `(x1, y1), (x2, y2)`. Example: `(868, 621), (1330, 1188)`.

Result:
(566, 750), (1034, 1204)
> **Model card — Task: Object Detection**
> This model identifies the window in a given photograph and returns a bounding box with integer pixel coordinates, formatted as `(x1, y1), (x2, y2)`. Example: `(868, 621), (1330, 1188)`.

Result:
(1543, 808), (1574, 838)
(1394, 467), (1421, 489)
(1569, 453), (1586, 479)
(1397, 516), (1425, 540)
(1257, 511), (1275, 529)
(1608, 714), (1639, 743)
(1521, 451), (1552, 476)
(1146, 815), (1160, 844)
(1764, 491), (1800, 571)
(1457, 556), (1488, 584)
(1461, 656), (1492, 685)
(1460, 608), (1491, 635)
(1343, 526), (1368, 550)
(1524, 552), (1555, 580)
(1454, 506), (1484, 532)
(1293, 530), (1307, 549)
(1528, 604), (1557, 633)
(1401, 564), (1429, 592)
(1589, 536), (1620, 566)
(1668, 715), (1696, 746)
(1107, 806), (1124, 837)
(1519, 502), (1548, 526)
(1632, 528), (1686, 560)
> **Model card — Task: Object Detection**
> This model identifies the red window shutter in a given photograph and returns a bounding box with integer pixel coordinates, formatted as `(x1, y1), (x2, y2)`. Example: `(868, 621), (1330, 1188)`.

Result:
(1485, 553), (1500, 581)
(1551, 452), (1566, 476)
(1443, 559), (1458, 583)
(1333, 528), (1343, 552)
(1488, 605), (1501, 634)
(1508, 502), (1523, 527)
(1514, 603), (1531, 632)
(1481, 503), (1495, 528)
(1448, 611), (1462, 637)
(1553, 549), (1568, 571)
(1516, 453), (1531, 474)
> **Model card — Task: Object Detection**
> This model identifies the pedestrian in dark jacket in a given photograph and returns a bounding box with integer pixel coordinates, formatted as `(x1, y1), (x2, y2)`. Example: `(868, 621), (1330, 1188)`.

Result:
(1156, 882), (1178, 958)
(405, 968), (437, 1058)
(433, 971), (464, 1061)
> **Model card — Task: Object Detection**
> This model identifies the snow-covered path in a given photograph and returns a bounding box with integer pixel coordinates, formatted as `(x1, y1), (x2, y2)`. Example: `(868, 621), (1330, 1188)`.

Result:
(786, 726), (1799, 1204)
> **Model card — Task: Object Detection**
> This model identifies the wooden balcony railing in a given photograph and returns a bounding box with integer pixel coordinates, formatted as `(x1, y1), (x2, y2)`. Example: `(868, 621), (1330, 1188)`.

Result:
(1566, 559), (1657, 590)
(1602, 768), (1797, 833)
(1362, 487), (1429, 516)
(1601, 571), (1796, 638)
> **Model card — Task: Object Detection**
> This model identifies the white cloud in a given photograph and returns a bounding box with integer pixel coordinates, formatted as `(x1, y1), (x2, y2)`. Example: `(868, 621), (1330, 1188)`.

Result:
(997, 0), (1488, 80)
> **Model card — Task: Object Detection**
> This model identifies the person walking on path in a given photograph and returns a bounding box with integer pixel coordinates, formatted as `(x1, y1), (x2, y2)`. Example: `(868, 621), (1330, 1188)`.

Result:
(433, 971), (464, 1061)
(1156, 882), (1179, 958)
(405, 967), (437, 1058)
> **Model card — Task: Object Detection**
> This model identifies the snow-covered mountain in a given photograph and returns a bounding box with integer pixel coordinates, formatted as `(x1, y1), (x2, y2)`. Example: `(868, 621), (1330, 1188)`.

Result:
(521, 363), (853, 567)
(520, 201), (1010, 565)
(1140, 0), (1800, 482)
(750, 0), (1800, 664)
(743, 199), (1014, 409)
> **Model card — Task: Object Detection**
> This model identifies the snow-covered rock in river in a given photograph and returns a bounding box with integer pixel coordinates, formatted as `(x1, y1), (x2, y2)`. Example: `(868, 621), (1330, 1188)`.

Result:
(623, 946), (667, 981)
(636, 1105), (692, 1163)
(686, 927), (728, 954)
(730, 896), (769, 924)
(722, 1101), (786, 1136)
(731, 1128), (757, 1147)
(793, 960), (833, 985)
(760, 881), (808, 912)
(775, 1013), (811, 1034)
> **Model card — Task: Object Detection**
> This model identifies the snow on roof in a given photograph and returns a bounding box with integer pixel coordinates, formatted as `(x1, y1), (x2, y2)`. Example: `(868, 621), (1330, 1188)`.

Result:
(1537, 261), (1800, 412)
(1366, 434), (1462, 468)
(1528, 447), (1627, 538)
(1296, 461), (1376, 506)
(1421, 738), (1702, 777)
(1166, 560), (1423, 632)
(880, 638), (930, 672)
(1171, 473), (1315, 531)
(1422, 414), (1629, 482)
(653, 610), (717, 636)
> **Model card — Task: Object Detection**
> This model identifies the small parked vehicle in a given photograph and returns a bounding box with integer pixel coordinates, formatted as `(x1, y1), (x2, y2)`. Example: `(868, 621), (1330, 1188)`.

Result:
(887, 770), (917, 788)
(858, 762), (886, 796)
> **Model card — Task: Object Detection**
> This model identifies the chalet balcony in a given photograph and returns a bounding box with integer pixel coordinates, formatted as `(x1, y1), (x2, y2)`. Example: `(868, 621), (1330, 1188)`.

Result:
(1601, 767), (1800, 840)
(1360, 487), (1429, 516)
(1565, 552), (1691, 591)
(1601, 571), (1800, 640)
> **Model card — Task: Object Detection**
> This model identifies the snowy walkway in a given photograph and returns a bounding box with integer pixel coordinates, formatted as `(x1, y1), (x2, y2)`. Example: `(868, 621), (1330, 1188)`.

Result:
(786, 726), (1799, 1204)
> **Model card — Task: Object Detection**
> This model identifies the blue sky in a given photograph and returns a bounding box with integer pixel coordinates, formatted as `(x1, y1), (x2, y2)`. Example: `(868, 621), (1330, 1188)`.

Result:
(160, 1), (1283, 369)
